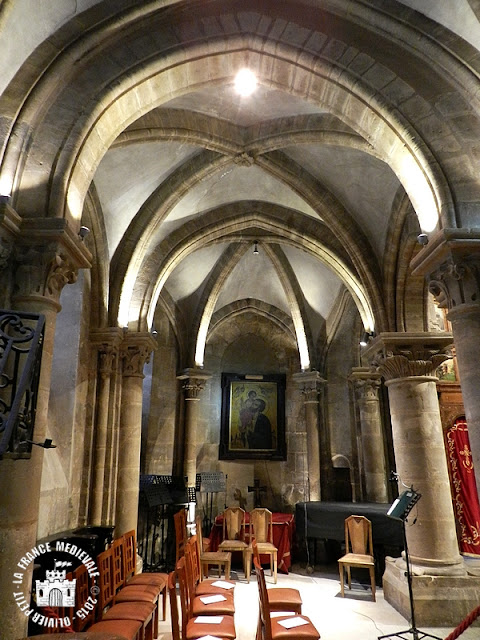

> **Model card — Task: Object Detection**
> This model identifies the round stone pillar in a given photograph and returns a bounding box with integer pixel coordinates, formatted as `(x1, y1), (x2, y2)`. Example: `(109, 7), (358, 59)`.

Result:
(115, 332), (156, 537)
(177, 369), (211, 488)
(0, 212), (91, 640)
(386, 374), (463, 570)
(413, 234), (480, 501)
(364, 332), (477, 625)
(293, 371), (327, 501)
(446, 304), (480, 498)
(89, 333), (121, 525)
(177, 368), (211, 529)
(350, 370), (389, 503)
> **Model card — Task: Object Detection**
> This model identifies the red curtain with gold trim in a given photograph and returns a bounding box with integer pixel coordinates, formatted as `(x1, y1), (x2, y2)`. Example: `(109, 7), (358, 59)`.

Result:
(446, 417), (480, 556)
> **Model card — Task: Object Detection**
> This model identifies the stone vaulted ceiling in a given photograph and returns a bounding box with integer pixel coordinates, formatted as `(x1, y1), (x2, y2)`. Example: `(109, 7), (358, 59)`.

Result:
(2, 0), (480, 370)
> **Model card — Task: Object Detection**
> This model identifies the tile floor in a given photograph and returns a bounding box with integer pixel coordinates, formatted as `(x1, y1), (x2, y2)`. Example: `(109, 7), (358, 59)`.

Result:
(156, 563), (479, 640)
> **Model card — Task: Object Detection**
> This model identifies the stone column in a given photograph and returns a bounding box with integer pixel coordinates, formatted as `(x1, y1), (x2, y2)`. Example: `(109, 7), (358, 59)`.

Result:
(292, 371), (326, 501)
(115, 332), (156, 537)
(364, 333), (480, 626)
(349, 368), (389, 503)
(177, 369), (211, 488)
(0, 212), (91, 640)
(89, 330), (122, 525)
(412, 231), (480, 499)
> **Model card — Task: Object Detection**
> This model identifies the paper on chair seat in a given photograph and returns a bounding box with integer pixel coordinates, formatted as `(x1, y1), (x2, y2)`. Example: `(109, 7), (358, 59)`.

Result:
(197, 636), (223, 640)
(200, 594), (227, 604)
(277, 617), (309, 629)
(211, 580), (235, 589)
(195, 616), (224, 624)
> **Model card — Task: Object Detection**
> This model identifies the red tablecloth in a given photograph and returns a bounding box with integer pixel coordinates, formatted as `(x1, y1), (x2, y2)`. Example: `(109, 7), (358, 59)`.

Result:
(209, 512), (295, 573)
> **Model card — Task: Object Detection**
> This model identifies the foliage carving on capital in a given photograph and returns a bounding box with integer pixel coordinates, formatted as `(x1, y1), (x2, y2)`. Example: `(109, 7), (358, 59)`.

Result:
(121, 343), (151, 377)
(428, 256), (480, 310)
(99, 345), (118, 377)
(372, 352), (450, 381)
(13, 245), (77, 304)
(182, 378), (206, 400)
(354, 378), (381, 401)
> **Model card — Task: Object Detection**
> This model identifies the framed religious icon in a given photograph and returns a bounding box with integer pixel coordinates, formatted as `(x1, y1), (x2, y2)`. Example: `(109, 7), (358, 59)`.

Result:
(219, 372), (286, 460)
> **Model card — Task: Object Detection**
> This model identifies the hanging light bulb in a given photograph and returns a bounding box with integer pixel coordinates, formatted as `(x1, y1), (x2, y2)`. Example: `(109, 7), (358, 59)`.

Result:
(253, 241), (259, 255)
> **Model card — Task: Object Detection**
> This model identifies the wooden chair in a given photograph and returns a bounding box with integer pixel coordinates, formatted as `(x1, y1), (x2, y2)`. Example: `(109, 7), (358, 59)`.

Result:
(255, 564), (320, 640)
(168, 570), (236, 640)
(174, 507), (188, 562)
(196, 514), (232, 580)
(95, 547), (157, 640)
(87, 619), (143, 639)
(176, 559), (236, 640)
(187, 533), (236, 596)
(120, 531), (168, 620)
(246, 508), (278, 582)
(337, 515), (376, 602)
(251, 538), (302, 613)
(182, 549), (235, 618)
(218, 506), (248, 576)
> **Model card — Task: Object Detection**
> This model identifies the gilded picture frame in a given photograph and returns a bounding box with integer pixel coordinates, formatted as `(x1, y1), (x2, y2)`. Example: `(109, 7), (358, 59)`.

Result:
(219, 372), (286, 460)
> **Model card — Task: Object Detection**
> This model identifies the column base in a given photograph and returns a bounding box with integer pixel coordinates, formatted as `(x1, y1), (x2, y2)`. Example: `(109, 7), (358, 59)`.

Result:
(383, 557), (480, 627)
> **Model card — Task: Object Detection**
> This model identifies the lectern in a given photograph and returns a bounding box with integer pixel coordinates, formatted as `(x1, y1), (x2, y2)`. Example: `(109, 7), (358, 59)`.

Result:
(378, 489), (441, 640)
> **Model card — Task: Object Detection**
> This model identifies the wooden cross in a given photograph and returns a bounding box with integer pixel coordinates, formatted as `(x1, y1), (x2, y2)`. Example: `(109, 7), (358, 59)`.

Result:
(248, 478), (267, 507)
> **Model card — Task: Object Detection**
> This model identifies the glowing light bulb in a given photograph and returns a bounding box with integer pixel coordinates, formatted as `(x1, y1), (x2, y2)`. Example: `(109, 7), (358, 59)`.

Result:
(234, 68), (257, 97)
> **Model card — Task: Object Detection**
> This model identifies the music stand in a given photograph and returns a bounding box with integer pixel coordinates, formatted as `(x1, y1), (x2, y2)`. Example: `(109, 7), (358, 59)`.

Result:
(196, 471), (226, 535)
(378, 489), (441, 640)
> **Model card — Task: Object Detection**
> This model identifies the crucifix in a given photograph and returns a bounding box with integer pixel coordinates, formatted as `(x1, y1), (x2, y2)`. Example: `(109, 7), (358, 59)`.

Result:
(248, 478), (267, 507)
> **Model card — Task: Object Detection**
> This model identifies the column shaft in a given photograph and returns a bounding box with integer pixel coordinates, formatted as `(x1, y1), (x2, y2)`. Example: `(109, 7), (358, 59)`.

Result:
(387, 376), (464, 571)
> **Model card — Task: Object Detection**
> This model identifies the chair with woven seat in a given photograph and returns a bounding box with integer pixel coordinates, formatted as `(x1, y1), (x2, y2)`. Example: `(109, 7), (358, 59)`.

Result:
(168, 570), (236, 640)
(196, 514), (232, 580)
(119, 531), (168, 620)
(246, 508), (278, 582)
(218, 506), (248, 576)
(337, 514), (376, 602)
(255, 564), (320, 640)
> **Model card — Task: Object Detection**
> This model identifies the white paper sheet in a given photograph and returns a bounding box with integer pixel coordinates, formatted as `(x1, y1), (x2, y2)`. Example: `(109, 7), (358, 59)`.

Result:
(277, 617), (309, 629)
(194, 616), (224, 624)
(210, 580), (235, 589)
(200, 594), (227, 604)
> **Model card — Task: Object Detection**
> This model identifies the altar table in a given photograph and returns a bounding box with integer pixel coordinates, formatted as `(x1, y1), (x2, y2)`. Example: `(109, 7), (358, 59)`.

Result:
(209, 512), (295, 573)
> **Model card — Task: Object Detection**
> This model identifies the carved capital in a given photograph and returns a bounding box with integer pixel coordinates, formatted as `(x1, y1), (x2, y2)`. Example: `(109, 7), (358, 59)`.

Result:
(177, 368), (211, 400)
(292, 370), (326, 403)
(121, 332), (157, 378)
(11, 217), (92, 307)
(410, 228), (480, 311)
(363, 333), (453, 381)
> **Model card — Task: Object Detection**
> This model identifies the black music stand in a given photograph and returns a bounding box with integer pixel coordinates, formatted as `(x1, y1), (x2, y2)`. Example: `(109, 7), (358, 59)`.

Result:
(139, 480), (172, 570)
(196, 471), (226, 535)
(378, 489), (441, 640)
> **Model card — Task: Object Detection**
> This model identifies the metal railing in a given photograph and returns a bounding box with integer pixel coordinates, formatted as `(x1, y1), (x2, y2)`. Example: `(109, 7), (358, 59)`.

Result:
(0, 310), (45, 459)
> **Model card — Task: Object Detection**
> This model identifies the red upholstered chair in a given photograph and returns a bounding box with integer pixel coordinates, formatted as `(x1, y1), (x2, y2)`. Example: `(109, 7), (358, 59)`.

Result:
(179, 553), (235, 620)
(187, 534), (236, 596)
(118, 531), (168, 620)
(168, 570), (236, 640)
(255, 564), (320, 640)
(95, 547), (156, 640)
(87, 619), (143, 639)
